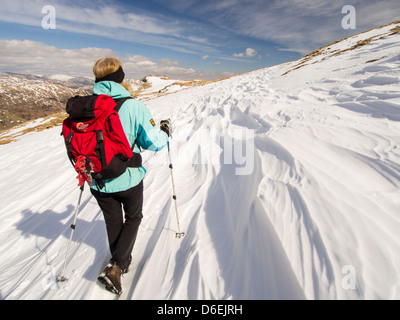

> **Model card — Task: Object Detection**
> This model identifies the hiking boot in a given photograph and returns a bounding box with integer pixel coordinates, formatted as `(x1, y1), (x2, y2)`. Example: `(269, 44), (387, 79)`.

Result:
(122, 256), (132, 274)
(98, 263), (123, 295)
(110, 256), (132, 274)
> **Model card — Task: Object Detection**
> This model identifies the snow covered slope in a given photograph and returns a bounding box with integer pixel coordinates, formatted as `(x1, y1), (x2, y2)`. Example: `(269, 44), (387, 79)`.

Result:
(128, 75), (214, 101)
(0, 21), (399, 300)
(0, 73), (89, 131)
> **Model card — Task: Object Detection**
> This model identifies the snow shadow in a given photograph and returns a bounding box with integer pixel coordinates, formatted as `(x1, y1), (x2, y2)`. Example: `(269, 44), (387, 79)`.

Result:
(123, 199), (172, 299)
(335, 100), (400, 122)
(15, 197), (107, 283)
(203, 134), (306, 299)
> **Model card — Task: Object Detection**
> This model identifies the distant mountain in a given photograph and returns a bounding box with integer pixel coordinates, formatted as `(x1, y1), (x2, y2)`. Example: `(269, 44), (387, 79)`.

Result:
(0, 73), (91, 131)
(41, 74), (94, 89)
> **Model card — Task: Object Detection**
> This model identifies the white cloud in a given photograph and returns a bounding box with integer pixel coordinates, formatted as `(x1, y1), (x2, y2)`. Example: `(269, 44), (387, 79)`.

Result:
(124, 55), (157, 67)
(123, 56), (233, 80)
(233, 48), (258, 58)
(202, 55), (210, 60)
(0, 39), (233, 80)
(245, 48), (258, 57)
(0, 39), (113, 77)
(232, 53), (244, 58)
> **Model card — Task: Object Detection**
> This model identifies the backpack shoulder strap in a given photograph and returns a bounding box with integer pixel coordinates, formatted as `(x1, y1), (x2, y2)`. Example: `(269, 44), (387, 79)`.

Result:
(113, 97), (133, 113)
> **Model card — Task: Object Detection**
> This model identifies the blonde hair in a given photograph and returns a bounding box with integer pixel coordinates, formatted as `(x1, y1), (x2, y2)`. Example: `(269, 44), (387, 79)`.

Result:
(93, 56), (133, 95)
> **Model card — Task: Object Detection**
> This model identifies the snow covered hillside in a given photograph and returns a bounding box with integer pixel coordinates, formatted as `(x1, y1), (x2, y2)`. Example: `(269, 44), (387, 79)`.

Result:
(0, 21), (399, 300)
(128, 75), (215, 101)
(0, 73), (89, 131)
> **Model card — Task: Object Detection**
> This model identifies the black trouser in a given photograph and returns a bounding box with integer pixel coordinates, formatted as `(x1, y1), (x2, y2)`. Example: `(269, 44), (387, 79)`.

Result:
(91, 181), (143, 271)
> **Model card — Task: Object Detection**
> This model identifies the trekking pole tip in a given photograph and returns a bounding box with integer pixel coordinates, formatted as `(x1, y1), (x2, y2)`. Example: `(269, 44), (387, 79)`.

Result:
(56, 276), (69, 282)
(175, 232), (185, 239)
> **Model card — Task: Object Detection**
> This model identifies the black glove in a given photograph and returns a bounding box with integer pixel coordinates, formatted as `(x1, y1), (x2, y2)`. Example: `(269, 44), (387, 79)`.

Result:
(160, 118), (172, 137)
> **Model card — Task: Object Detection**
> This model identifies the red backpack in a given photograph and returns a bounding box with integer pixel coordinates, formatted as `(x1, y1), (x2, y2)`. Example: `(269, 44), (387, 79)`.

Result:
(62, 94), (142, 189)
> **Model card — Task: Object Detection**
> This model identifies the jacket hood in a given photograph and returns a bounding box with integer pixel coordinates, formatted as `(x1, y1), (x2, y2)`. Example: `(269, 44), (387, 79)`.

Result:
(93, 81), (131, 100)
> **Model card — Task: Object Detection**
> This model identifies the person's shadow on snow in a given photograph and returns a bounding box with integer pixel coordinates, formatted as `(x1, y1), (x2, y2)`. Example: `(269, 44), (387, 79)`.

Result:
(16, 196), (108, 283)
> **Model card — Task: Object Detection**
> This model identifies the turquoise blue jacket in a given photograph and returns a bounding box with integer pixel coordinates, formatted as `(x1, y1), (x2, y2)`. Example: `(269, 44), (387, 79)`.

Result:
(90, 81), (168, 193)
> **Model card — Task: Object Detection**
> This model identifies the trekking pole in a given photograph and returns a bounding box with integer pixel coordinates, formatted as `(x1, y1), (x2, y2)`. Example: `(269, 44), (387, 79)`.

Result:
(167, 140), (185, 239)
(57, 184), (85, 282)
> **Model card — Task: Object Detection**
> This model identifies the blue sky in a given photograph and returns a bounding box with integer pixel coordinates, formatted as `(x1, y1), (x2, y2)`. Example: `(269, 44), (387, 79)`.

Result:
(0, 0), (399, 80)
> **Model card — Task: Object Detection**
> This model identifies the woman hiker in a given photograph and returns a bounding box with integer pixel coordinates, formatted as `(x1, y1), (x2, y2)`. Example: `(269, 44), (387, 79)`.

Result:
(91, 56), (171, 295)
